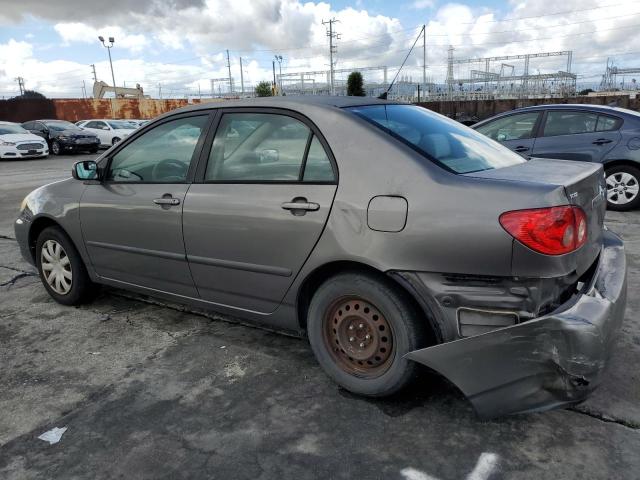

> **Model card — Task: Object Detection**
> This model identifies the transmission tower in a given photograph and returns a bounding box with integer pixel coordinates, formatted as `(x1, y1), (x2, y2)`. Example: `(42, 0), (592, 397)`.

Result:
(322, 18), (340, 95)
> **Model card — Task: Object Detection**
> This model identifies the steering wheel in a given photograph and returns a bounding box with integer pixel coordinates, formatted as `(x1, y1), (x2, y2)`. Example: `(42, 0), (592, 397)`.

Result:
(152, 159), (187, 182)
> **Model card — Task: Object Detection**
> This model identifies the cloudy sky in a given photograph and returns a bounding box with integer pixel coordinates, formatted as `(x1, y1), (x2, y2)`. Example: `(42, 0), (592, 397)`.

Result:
(1, 0), (639, 98)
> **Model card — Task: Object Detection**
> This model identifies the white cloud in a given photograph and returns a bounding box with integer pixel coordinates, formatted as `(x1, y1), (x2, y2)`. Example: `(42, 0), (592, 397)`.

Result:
(54, 23), (148, 53)
(411, 0), (435, 9)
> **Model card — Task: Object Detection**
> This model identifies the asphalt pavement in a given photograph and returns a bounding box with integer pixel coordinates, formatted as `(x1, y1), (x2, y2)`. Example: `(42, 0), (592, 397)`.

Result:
(1, 153), (639, 479)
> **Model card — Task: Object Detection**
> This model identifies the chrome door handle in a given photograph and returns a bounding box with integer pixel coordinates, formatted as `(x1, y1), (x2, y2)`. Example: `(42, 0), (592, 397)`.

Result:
(593, 138), (612, 145)
(153, 197), (180, 206)
(514, 146), (529, 152)
(281, 201), (320, 211)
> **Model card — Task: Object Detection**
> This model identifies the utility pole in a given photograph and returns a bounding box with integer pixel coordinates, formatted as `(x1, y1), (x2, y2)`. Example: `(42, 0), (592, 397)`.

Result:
(226, 49), (233, 95)
(81, 80), (87, 99)
(15, 77), (25, 95)
(90, 64), (97, 82)
(274, 55), (283, 95)
(239, 57), (245, 96)
(158, 83), (162, 99)
(322, 18), (340, 95)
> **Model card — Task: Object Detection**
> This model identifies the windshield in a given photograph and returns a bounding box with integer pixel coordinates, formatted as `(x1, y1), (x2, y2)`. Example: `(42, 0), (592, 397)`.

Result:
(0, 124), (29, 135)
(45, 121), (79, 132)
(108, 120), (135, 129)
(347, 104), (526, 174)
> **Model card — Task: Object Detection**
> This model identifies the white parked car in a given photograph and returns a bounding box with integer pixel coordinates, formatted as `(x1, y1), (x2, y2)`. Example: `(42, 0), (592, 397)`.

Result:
(76, 119), (136, 147)
(125, 119), (150, 128)
(0, 121), (49, 159)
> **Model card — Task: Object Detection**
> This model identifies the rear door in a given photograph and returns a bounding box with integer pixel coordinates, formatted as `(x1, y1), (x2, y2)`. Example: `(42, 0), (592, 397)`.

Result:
(532, 110), (622, 162)
(183, 109), (338, 313)
(474, 111), (542, 157)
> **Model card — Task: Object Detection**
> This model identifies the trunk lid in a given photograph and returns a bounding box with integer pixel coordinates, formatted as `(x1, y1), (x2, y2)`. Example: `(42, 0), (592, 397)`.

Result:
(467, 158), (606, 276)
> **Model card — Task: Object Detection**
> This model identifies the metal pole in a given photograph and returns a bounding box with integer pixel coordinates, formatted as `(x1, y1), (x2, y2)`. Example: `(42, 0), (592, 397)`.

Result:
(329, 21), (334, 95)
(272, 61), (277, 95)
(279, 61), (283, 95)
(422, 25), (426, 87)
(239, 57), (245, 96)
(107, 47), (116, 92)
(226, 49), (234, 94)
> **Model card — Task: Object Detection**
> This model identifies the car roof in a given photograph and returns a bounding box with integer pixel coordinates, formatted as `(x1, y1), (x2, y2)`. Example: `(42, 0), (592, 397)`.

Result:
(0, 121), (19, 125)
(171, 95), (397, 116)
(504, 104), (632, 114)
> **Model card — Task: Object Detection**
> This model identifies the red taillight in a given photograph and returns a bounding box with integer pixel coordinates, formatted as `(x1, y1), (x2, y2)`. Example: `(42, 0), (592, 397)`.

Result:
(499, 206), (588, 255)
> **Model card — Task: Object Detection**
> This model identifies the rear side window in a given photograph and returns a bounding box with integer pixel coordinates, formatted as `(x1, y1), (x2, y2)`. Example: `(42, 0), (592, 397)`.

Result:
(542, 111), (597, 137)
(347, 104), (526, 174)
(475, 112), (541, 141)
(205, 113), (335, 182)
(596, 115), (623, 132)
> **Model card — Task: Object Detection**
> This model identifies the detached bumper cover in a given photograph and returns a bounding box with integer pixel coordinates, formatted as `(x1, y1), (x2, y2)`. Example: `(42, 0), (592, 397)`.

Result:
(405, 230), (627, 418)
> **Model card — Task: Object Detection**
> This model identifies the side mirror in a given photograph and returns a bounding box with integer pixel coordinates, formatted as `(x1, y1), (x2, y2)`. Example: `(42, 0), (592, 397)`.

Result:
(496, 133), (507, 142)
(72, 160), (99, 180)
(259, 149), (279, 163)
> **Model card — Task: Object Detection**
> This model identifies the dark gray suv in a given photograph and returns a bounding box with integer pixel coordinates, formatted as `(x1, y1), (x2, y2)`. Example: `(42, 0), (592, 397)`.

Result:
(473, 104), (640, 211)
(14, 97), (627, 418)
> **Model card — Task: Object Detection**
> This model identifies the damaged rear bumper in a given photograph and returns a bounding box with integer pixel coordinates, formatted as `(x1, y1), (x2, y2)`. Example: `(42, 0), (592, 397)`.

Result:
(404, 229), (627, 418)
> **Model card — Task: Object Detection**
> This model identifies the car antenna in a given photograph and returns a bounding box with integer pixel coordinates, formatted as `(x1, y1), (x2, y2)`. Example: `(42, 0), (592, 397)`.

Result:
(378, 25), (425, 100)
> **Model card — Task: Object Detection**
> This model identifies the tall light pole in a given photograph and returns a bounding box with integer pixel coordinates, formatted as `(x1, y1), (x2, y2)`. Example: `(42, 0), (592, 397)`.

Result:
(98, 36), (117, 90)
(274, 55), (283, 96)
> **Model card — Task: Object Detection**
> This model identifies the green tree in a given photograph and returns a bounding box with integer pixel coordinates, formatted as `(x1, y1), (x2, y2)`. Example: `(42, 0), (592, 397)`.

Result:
(347, 71), (365, 96)
(578, 88), (594, 96)
(16, 90), (47, 99)
(255, 81), (273, 97)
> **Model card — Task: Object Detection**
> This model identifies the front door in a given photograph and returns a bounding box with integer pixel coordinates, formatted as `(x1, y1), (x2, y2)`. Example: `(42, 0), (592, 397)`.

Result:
(183, 110), (338, 313)
(80, 113), (211, 296)
(532, 110), (622, 162)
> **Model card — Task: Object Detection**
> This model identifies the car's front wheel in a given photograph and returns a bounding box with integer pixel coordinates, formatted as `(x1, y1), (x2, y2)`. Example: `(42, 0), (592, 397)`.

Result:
(112, 137), (121, 145)
(605, 165), (640, 211)
(36, 226), (97, 305)
(307, 272), (427, 397)
(51, 140), (61, 155)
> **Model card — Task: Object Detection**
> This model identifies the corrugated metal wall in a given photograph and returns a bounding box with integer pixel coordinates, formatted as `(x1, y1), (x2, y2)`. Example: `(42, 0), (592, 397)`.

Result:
(0, 98), (224, 123)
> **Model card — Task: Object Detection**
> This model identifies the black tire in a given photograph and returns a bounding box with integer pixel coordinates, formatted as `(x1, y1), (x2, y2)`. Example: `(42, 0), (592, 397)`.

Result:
(88, 148), (99, 154)
(307, 271), (427, 397)
(112, 137), (121, 146)
(35, 226), (98, 305)
(51, 140), (61, 155)
(605, 164), (640, 211)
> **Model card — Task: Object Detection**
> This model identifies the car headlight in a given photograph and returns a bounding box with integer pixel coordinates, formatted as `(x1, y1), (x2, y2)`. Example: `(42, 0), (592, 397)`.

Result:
(20, 195), (28, 211)
(0, 140), (16, 146)
(58, 136), (70, 141)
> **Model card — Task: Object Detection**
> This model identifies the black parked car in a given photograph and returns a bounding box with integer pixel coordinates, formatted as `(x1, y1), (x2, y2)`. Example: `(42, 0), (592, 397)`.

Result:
(473, 104), (640, 211)
(21, 120), (100, 156)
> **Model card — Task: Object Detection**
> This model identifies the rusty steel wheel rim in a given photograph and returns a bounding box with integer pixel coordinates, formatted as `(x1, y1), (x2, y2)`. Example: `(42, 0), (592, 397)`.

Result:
(324, 297), (394, 378)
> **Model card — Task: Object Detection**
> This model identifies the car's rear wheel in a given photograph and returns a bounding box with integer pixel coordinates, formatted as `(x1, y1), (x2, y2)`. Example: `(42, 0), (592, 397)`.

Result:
(307, 272), (427, 397)
(605, 165), (640, 211)
(51, 140), (61, 155)
(36, 226), (97, 305)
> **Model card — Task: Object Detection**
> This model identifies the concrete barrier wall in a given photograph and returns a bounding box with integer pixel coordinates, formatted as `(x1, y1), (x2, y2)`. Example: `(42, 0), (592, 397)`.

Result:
(0, 98), (224, 123)
(415, 95), (640, 122)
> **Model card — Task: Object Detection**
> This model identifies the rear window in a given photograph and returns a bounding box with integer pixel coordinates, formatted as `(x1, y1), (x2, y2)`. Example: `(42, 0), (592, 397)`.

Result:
(347, 104), (526, 174)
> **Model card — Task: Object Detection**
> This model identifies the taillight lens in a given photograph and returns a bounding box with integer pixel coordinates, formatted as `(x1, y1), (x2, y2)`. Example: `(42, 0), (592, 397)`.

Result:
(499, 206), (588, 255)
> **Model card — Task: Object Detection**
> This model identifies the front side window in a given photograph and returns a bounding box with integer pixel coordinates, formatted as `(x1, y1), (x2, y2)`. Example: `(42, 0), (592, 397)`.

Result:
(206, 113), (319, 182)
(542, 111), (598, 137)
(348, 104), (526, 174)
(107, 115), (207, 183)
(475, 112), (541, 141)
(85, 121), (105, 129)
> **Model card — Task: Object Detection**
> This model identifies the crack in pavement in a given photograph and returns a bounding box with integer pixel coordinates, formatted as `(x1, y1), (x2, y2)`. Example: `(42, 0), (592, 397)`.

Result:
(0, 234), (16, 241)
(0, 271), (37, 287)
(568, 406), (640, 431)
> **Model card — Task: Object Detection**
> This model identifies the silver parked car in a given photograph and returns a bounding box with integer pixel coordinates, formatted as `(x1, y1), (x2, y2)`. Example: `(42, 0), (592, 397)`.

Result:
(15, 97), (627, 418)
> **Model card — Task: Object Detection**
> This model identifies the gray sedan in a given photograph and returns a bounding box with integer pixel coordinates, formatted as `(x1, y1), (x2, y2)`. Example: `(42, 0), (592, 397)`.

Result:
(473, 104), (640, 211)
(14, 97), (627, 418)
